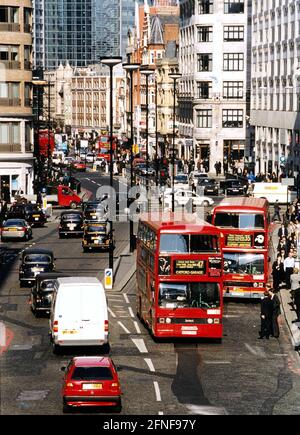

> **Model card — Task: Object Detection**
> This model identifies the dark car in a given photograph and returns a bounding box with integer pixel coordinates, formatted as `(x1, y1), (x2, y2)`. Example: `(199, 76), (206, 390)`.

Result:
(1, 219), (32, 241)
(197, 178), (219, 196)
(83, 202), (108, 222)
(30, 272), (69, 317)
(19, 248), (55, 287)
(82, 222), (112, 252)
(6, 203), (46, 227)
(59, 210), (84, 238)
(220, 179), (248, 196)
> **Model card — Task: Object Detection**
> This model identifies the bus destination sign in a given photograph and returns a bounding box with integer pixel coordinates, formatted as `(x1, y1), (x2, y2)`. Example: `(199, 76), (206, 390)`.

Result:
(226, 234), (252, 248)
(174, 260), (206, 275)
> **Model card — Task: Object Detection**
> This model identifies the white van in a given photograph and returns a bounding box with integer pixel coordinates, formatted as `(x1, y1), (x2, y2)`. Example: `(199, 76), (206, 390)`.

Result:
(251, 182), (297, 204)
(49, 277), (108, 354)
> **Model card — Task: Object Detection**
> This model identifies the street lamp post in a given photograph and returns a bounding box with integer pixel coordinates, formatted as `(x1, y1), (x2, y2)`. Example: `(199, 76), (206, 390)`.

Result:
(169, 73), (182, 213)
(100, 56), (122, 271)
(140, 67), (153, 198)
(123, 62), (140, 252)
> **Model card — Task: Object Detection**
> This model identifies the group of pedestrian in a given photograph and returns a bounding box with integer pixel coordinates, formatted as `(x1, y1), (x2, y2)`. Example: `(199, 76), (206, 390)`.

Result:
(259, 286), (281, 339)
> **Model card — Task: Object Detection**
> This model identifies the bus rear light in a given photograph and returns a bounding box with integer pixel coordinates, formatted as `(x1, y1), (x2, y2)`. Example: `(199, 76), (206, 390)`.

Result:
(214, 319), (220, 324)
(259, 283), (264, 288)
(158, 318), (165, 324)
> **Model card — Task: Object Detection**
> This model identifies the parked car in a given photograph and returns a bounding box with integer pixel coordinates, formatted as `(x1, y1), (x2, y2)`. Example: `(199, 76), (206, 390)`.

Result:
(50, 277), (109, 354)
(220, 179), (248, 196)
(164, 189), (214, 208)
(1, 219), (32, 241)
(6, 203), (46, 227)
(59, 210), (84, 238)
(19, 248), (55, 287)
(197, 178), (220, 196)
(30, 272), (69, 317)
(188, 171), (208, 187)
(82, 222), (112, 252)
(61, 356), (121, 413)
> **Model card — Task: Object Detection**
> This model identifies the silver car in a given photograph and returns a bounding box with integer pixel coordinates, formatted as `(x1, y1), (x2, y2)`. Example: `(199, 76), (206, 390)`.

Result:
(1, 219), (32, 241)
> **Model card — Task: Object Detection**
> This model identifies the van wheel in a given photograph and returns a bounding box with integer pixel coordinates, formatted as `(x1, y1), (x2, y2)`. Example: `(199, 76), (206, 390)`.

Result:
(52, 342), (60, 355)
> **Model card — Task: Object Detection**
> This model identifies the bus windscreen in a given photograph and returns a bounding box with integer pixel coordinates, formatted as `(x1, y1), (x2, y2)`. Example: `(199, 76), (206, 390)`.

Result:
(160, 234), (219, 253)
(223, 253), (265, 275)
(214, 213), (264, 229)
(158, 282), (220, 309)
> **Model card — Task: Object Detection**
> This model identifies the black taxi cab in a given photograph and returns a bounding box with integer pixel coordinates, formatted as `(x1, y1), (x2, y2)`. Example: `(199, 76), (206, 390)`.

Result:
(59, 210), (84, 238)
(82, 221), (113, 252)
(19, 248), (55, 287)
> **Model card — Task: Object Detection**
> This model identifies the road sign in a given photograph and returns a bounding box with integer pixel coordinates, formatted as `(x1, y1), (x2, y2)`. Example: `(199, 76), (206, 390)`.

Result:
(104, 268), (113, 290)
(281, 178), (294, 186)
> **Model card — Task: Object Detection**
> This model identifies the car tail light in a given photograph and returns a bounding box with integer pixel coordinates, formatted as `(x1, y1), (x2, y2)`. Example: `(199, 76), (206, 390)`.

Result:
(53, 321), (58, 333)
(66, 382), (74, 388)
(18, 227), (26, 231)
(104, 320), (109, 332)
(111, 382), (119, 388)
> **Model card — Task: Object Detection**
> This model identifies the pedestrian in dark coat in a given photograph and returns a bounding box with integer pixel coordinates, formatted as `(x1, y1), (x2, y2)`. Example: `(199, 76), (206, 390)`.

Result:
(278, 224), (288, 239)
(272, 200), (281, 222)
(272, 256), (284, 292)
(258, 291), (273, 339)
(292, 287), (300, 323)
(268, 289), (281, 338)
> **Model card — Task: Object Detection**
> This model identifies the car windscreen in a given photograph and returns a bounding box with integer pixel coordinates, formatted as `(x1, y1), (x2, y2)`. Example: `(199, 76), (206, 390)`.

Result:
(175, 175), (188, 182)
(160, 234), (219, 253)
(39, 280), (56, 292)
(24, 254), (52, 264)
(25, 205), (39, 212)
(159, 282), (220, 309)
(71, 367), (113, 381)
(4, 220), (25, 227)
(61, 214), (82, 221)
(86, 225), (107, 233)
(85, 204), (105, 212)
(214, 213), (264, 229)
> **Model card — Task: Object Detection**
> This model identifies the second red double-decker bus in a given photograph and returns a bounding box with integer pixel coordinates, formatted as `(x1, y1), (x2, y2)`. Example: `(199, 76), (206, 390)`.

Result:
(136, 213), (223, 339)
(211, 197), (271, 299)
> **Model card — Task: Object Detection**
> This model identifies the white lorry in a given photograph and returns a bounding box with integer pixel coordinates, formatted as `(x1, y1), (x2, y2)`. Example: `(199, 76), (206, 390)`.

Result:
(251, 182), (297, 204)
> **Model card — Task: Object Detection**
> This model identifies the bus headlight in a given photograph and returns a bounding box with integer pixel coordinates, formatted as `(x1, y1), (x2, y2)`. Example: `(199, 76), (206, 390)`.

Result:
(207, 318), (213, 324)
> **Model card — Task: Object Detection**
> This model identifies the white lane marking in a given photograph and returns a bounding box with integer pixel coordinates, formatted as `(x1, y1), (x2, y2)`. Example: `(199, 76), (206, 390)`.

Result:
(91, 180), (97, 184)
(17, 390), (49, 401)
(11, 344), (33, 351)
(245, 343), (266, 358)
(186, 405), (227, 415)
(128, 307), (135, 318)
(203, 361), (231, 365)
(134, 321), (141, 334)
(223, 315), (241, 318)
(108, 308), (116, 318)
(123, 293), (130, 304)
(153, 382), (162, 402)
(144, 358), (155, 372)
(118, 321), (131, 334)
(0, 322), (6, 346)
(113, 306), (125, 309)
(158, 412), (164, 415)
(131, 338), (148, 354)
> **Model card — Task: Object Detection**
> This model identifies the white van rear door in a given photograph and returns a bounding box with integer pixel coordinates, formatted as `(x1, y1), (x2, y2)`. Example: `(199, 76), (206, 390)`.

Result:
(79, 288), (107, 341)
(57, 288), (81, 340)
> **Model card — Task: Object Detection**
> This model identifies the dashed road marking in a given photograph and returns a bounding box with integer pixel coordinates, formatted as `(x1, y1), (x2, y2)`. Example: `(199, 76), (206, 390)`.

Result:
(17, 390), (49, 401)
(118, 321), (131, 334)
(153, 382), (162, 402)
(144, 358), (155, 372)
(186, 405), (227, 415)
(124, 293), (130, 304)
(158, 411), (164, 415)
(133, 321), (141, 334)
(11, 344), (33, 351)
(245, 343), (266, 358)
(131, 338), (148, 354)
(128, 307), (135, 318)
(203, 360), (231, 365)
(108, 307), (116, 318)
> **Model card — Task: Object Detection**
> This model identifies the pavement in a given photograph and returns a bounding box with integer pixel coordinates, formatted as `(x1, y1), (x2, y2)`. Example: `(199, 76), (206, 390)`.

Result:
(271, 222), (300, 352)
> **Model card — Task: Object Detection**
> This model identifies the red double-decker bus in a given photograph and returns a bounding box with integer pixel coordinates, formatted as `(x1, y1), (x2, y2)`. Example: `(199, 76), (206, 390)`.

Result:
(136, 213), (223, 339)
(211, 197), (271, 299)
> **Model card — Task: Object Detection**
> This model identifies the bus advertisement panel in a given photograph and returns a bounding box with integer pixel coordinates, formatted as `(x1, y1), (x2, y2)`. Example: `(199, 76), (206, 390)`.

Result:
(211, 197), (270, 299)
(136, 213), (223, 340)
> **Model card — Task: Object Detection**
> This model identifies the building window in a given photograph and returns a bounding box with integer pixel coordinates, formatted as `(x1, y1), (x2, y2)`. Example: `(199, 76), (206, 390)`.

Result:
(0, 122), (20, 145)
(197, 82), (212, 99)
(224, 0), (244, 14)
(198, 53), (213, 71)
(196, 109), (212, 128)
(0, 6), (19, 31)
(222, 109), (243, 128)
(24, 8), (32, 33)
(198, 0), (214, 14)
(223, 81), (244, 99)
(223, 53), (244, 71)
(198, 26), (213, 42)
(0, 82), (20, 105)
(224, 26), (244, 41)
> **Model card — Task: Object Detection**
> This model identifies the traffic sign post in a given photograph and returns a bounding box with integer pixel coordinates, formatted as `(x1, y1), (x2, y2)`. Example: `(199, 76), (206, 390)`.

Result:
(104, 268), (113, 290)
(281, 178), (295, 216)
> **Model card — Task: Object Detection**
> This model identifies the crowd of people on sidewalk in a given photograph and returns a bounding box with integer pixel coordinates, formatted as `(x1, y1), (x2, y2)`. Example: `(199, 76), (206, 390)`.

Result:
(260, 199), (300, 341)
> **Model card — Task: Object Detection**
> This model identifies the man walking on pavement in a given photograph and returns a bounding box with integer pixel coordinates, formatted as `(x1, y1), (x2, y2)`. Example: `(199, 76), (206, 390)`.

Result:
(268, 288), (281, 338)
(272, 200), (281, 222)
(258, 291), (273, 339)
(284, 251), (295, 289)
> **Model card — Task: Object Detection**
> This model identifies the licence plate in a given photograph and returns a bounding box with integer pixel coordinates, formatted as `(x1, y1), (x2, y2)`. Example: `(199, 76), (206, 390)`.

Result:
(83, 384), (102, 390)
(32, 268), (43, 272)
(62, 330), (78, 335)
(67, 224), (75, 230)
(33, 215), (40, 218)
(92, 216), (97, 219)
(8, 228), (18, 231)
(35, 218), (39, 221)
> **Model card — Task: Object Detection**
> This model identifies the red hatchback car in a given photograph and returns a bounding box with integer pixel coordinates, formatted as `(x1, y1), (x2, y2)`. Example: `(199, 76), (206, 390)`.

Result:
(72, 162), (86, 172)
(61, 357), (122, 413)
